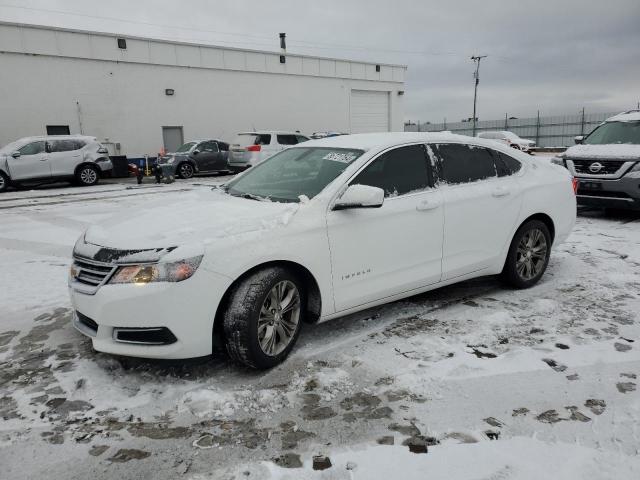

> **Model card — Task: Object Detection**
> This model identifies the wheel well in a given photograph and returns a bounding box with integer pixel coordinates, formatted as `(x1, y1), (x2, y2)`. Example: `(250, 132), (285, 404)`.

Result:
(520, 213), (555, 243)
(212, 261), (322, 350)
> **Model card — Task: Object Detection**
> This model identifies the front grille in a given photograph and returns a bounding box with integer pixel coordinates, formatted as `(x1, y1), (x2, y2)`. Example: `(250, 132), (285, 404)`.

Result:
(73, 256), (115, 287)
(571, 159), (626, 175)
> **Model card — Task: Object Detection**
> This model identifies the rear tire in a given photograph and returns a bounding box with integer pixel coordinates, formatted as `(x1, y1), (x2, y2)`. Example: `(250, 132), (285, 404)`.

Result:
(501, 220), (551, 289)
(177, 162), (194, 179)
(76, 165), (99, 186)
(223, 267), (304, 369)
(0, 171), (9, 192)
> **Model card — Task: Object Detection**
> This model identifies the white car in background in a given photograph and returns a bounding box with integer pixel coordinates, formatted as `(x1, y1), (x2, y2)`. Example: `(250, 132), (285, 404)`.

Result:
(227, 131), (310, 171)
(477, 131), (536, 152)
(0, 135), (111, 192)
(69, 133), (575, 369)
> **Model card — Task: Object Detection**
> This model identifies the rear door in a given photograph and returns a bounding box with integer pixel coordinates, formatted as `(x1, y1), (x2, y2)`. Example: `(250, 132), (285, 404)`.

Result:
(327, 144), (444, 311)
(48, 138), (84, 176)
(431, 143), (523, 280)
(7, 140), (50, 180)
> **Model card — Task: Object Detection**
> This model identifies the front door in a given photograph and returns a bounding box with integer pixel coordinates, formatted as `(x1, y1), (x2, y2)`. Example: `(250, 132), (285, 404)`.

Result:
(7, 140), (51, 180)
(326, 144), (444, 312)
(193, 141), (223, 171)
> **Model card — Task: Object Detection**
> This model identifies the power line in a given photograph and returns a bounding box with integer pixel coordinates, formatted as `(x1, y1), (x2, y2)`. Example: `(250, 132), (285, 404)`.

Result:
(0, 2), (516, 61)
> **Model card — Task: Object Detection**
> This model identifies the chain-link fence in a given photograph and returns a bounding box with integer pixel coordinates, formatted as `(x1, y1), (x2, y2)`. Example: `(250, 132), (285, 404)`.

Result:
(404, 110), (623, 147)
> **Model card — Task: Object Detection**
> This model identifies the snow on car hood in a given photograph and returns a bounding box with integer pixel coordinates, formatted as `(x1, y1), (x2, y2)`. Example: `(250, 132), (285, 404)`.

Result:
(84, 188), (299, 251)
(564, 144), (640, 160)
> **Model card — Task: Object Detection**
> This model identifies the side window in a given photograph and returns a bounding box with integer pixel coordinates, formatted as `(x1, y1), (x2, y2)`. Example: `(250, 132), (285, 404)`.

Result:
(218, 142), (229, 151)
(433, 143), (497, 184)
(493, 150), (522, 177)
(255, 134), (272, 145)
(73, 140), (86, 150)
(49, 140), (77, 153)
(296, 135), (309, 144)
(18, 141), (46, 155)
(277, 134), (298, 145)
(352, 145), (429, 197)
(198, 141), (219, 152)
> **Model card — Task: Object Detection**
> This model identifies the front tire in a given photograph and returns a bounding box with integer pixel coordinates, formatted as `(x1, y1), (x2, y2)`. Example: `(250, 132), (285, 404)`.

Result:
(223, 267), (304, 369)
(501, 220), (551, 288)
(0, 171), (9, 192)
(76, 165), (99, 186)
(177, 162), (194, 179)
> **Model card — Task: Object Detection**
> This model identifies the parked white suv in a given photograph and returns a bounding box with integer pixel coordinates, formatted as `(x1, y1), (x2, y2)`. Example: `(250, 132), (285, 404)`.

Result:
(69, 133), (575, 369)
(228, 131), (309, 171)
(477, 131), (536, 152)
(0, 135), (112, 192)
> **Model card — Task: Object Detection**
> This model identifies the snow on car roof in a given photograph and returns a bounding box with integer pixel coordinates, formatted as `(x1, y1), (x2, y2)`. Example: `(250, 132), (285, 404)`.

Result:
(298, 131), (498, 151)
(237, 131), (305, 135)
(606, 110), (640, 122)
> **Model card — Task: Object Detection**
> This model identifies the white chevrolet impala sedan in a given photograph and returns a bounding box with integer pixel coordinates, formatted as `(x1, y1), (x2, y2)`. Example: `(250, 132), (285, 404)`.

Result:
(69, 133), (576, 369)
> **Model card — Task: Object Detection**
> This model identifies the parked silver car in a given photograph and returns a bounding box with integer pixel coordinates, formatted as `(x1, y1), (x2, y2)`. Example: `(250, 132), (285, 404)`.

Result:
(228, 131), (309, 171)
(0, 135), (112, 192)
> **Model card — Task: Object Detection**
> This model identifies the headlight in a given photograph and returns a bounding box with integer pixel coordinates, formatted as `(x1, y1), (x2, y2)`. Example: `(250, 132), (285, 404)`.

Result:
(551, 157), (565, 166)
(630, 162), (640, 172)
(167, 157), (175, 164)
(109, 256), (203, 285)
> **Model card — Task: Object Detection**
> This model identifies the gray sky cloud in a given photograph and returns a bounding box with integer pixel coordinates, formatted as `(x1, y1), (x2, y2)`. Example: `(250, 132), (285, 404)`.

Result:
(1, 0), (638, 122)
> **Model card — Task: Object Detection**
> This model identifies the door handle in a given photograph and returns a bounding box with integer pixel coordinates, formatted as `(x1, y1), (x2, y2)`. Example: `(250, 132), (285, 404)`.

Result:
(416, 199), (441, 211)
(492, 187), (510, 197)
(39, 158), (48, 162)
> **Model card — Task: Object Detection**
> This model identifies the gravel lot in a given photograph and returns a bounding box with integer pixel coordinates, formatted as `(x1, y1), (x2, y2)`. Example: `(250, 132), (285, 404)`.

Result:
(0, 177), (638, 479)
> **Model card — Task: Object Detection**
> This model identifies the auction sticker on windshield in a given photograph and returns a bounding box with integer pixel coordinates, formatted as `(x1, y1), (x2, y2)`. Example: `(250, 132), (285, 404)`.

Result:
(323, 151), (359, 163)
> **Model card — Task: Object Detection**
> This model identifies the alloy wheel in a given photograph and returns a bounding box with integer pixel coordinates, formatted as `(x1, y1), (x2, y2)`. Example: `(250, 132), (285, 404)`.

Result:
(257, 280), (301, 356)
(80, 168), (97, 185)
(516, 228), (548, 280)
(180, 164), (194, 178)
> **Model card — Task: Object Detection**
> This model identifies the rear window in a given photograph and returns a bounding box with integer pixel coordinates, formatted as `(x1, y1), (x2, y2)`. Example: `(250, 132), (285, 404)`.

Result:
(232, 134), (272, 146)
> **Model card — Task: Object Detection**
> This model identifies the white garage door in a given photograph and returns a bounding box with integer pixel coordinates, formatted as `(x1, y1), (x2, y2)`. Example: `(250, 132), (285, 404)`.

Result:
(350, 90), (390, 133)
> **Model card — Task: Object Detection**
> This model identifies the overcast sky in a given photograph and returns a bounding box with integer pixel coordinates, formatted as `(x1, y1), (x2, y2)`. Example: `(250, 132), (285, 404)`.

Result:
(1, 0), (638, 123)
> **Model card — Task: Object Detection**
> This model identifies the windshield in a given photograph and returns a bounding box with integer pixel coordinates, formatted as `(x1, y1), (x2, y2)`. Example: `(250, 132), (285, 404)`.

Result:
(225, 147), (364, 203)
(584, 121), (640, 145)
(174, 142), (196, 153)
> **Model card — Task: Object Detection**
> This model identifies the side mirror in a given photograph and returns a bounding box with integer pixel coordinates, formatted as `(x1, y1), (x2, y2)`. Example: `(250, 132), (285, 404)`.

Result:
(333, 184), (384, 210)
(192, 150), (200, 155)
(574, 135), (584, 144)
(11, 151), (21, 158)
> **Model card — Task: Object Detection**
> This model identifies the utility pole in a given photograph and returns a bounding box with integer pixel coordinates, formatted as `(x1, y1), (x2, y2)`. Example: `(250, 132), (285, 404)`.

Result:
(471, 55), (487, 137)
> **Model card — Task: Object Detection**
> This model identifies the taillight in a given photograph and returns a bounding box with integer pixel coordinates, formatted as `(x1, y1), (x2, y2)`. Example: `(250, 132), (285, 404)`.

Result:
(572, 177), (578, 194)
(246, 145), (261, 152)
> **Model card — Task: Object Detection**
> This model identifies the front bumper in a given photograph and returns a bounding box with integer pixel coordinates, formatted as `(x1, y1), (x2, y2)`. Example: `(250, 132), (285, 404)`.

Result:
(575, 175), (640, 210)
(96, 159), (113, 172)
(69, 267), (232, 359)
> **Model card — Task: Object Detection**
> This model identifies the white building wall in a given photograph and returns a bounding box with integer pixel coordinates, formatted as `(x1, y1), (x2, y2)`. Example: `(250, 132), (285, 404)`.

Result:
(0, 23), (406, 156)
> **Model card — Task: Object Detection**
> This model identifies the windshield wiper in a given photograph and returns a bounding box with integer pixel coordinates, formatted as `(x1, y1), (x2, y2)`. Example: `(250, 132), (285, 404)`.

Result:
(241, 193), (268, 202)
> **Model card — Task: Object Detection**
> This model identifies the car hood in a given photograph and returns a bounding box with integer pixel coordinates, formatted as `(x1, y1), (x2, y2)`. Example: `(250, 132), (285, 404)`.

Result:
(83, 188), (300, 251)
(564, 144), (640, 160)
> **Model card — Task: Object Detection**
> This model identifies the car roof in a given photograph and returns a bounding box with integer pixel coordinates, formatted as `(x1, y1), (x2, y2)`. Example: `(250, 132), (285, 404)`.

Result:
(190, 139), (224, 143)
(606, 110), (640, 122)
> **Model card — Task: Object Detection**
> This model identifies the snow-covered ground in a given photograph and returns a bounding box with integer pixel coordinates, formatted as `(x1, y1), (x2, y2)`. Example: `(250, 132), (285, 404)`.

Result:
(0, 178), (638, 480)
